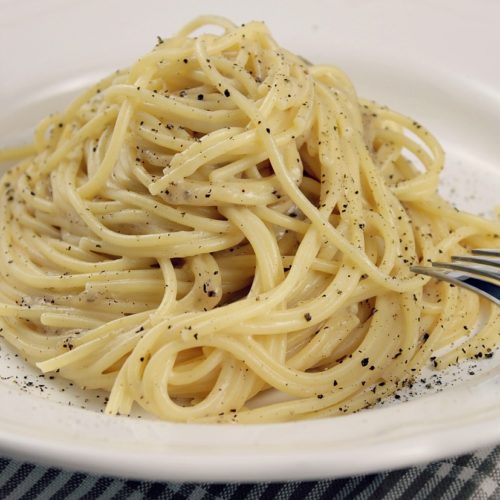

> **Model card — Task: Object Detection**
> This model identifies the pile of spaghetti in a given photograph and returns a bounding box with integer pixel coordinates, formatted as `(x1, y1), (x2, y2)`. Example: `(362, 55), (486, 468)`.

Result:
(0, 16), (498, 423)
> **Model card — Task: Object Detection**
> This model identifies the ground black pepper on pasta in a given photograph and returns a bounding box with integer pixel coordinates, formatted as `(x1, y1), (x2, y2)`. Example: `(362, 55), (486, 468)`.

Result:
(0, 16), (499, 423)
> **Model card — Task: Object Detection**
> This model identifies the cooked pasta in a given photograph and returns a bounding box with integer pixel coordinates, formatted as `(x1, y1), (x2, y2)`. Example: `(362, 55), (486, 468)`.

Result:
(0, 16), (499, 423)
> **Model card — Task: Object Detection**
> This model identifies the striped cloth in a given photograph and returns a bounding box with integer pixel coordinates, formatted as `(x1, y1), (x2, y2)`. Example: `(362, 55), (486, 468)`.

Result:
(1, 446), (500, 499)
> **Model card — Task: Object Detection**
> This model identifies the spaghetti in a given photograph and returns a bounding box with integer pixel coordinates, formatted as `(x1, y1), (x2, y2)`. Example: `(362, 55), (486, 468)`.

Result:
(0, 16), (499, 423)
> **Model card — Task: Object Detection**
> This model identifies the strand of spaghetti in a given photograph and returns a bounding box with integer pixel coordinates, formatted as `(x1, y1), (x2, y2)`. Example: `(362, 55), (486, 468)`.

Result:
(38, 107), (118, 175)
(194, 36), (428, 293)
(0, 144), (36, 162)
(220, 206), (284, 292)
(36, 313), (151, 372)
(138, 294), (399, 420)
(63, 161), (231, 248)
(117, 227), (323, 402)
(78, 101), (133, 198)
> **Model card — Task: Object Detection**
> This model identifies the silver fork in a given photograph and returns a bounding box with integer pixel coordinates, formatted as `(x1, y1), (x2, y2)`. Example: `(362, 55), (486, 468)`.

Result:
(411, 249), (500, 306)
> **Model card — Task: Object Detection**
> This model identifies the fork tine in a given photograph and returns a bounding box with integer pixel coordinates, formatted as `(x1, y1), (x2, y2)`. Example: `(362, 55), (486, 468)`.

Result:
(410, 265), (500, 306)
(431, 261), (500, 283)
(472, 248), (500, 258)
(451, 255), (500, 269)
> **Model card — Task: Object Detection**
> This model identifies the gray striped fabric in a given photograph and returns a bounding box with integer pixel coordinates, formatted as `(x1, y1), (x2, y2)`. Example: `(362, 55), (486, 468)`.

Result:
(1, 446), (500, 499)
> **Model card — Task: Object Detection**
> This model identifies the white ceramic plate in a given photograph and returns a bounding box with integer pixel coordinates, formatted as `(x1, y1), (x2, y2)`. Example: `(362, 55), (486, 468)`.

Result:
(1, 0), (499, 482)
